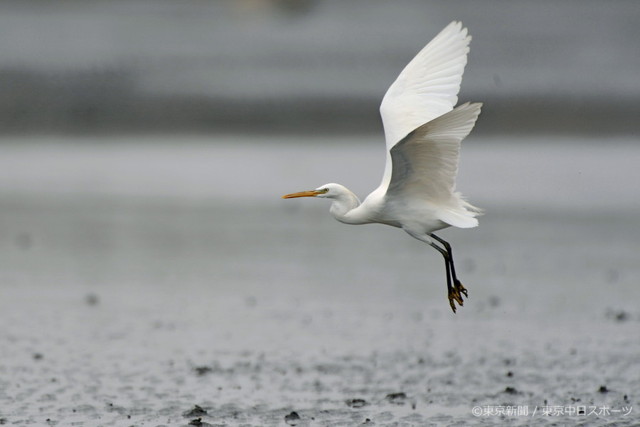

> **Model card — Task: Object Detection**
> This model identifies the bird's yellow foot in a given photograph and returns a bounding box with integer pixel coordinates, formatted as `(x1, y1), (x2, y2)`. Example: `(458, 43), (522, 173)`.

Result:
(448, 288), (464, 312)
(448, 281), (468, 313)
(455, 280), (468, 298)
(448, 293), (458, 313)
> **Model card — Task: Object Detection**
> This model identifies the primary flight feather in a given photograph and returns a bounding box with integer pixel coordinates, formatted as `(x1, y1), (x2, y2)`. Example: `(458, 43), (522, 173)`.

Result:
(283, 21), (482, 313)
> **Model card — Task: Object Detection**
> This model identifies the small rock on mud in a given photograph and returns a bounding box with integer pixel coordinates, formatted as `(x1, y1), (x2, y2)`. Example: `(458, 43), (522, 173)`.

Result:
(385, 392), (407, 405)
(284, 411), (301, 426)
(346, 398), (368, 408)
(183, 405), (208, 417)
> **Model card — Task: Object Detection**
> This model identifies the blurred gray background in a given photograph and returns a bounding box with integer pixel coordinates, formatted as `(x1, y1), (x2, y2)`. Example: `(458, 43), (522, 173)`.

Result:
(1, 0), (639, 135)
(2, 2), (640, 425)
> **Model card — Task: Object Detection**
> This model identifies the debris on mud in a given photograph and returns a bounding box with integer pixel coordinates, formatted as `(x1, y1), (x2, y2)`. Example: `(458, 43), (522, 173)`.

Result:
(346, 398), (368, 408)
(384, 392), (407, 405)
(284, 411), (301, 426)
(193, 366), (213, 376)
(183, 405), (208, 417)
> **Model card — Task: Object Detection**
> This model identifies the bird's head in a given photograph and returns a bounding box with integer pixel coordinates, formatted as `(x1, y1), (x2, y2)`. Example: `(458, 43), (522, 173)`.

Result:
(282, 183), (363, 223)
(282, 183), (348, 200)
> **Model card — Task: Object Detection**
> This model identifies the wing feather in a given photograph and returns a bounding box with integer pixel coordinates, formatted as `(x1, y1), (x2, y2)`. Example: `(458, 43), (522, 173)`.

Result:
(375, 22), (473, 195)
(380, 21), (471, 148)
(386, 102), (482, 206)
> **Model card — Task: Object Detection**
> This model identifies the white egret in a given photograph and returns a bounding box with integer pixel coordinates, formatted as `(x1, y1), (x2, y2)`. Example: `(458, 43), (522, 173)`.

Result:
(282, 21), (482, 313)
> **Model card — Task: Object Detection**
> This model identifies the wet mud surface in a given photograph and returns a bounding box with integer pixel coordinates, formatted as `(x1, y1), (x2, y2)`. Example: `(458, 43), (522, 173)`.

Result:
(1, 139), (639, 425)
(1, 273), (638, 426)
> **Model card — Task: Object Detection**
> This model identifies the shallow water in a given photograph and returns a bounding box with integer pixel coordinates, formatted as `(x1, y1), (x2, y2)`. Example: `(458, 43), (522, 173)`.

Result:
(1, 135), (639, 425)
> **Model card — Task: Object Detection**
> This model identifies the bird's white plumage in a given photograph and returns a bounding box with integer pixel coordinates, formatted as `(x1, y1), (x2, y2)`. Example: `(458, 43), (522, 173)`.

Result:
(378, 21), (471, 191)
(282, 21), (482, 312)
(384, 101), (482, 228)
(380, 21), (470, 146)
(387, 102), (481, 201)
(284, 21), (481, 231)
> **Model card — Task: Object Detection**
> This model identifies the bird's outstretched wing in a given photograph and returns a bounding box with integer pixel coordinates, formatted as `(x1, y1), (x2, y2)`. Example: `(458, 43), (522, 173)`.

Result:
(386, 102), (482, 226)
(380, 21), (471, 147)
(377, 22), (471, 192)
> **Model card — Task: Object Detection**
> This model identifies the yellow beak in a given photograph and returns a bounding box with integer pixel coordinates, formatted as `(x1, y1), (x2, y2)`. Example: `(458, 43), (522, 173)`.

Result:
(282, 190), (323, 199)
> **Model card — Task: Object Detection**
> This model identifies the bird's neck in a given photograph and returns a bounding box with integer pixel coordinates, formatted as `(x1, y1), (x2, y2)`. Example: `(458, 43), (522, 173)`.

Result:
(329, 190), (368, 225)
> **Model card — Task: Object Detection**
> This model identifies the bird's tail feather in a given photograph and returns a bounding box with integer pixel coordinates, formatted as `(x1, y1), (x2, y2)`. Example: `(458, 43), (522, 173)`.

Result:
(437, 193), (482, 228)
(461, 199), (483, 216)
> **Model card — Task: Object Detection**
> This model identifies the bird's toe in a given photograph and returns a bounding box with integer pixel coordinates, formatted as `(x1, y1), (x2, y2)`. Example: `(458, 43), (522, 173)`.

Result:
(448, 296), (458, 313)
(452, 288), (464, 306)
(455, 280), (468, 298)
(448, 282), (469, 313)
(448, 290), (464, 313)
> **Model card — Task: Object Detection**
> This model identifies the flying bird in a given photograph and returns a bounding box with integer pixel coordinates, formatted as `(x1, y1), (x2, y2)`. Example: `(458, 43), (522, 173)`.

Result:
(282, 21), (482, 313)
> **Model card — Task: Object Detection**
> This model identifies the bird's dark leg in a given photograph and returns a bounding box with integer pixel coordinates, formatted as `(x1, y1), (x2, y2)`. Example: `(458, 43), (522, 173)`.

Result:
(429, 241), (458, 313)
(430, 234), (467, 297)
(429, 242), (462, 313)
(430, 233), (467, 312)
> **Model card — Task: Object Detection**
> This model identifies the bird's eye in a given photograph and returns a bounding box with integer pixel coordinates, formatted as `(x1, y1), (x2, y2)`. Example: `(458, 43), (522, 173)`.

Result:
(319, 188), (329, 194)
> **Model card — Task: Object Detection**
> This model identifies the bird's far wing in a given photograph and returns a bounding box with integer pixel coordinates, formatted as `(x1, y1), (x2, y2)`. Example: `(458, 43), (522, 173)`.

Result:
(386, 102), (482, 204)
(380, 21), (471, 148)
